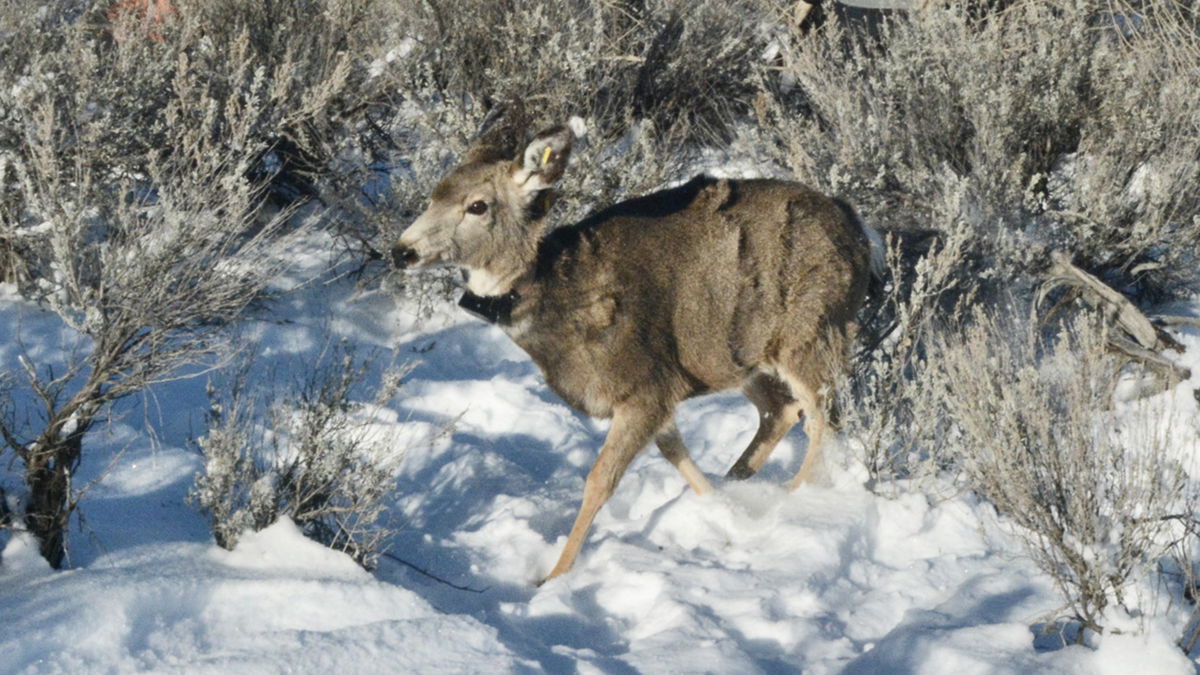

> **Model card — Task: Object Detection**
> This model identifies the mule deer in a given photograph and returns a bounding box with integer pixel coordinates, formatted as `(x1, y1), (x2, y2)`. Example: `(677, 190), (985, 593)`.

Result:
(392, 124), (876, 583)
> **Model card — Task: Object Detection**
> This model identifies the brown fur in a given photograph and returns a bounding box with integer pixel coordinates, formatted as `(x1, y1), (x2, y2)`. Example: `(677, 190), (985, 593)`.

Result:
(393, 126), (872, 583)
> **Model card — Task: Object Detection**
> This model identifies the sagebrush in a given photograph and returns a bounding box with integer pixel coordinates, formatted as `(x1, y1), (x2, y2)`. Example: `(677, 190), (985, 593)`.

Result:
(758, 0), (1200, 297)
(0, 0), (414, 566)
(191, 344), (410, 568)
(932, 310), (1194, 637)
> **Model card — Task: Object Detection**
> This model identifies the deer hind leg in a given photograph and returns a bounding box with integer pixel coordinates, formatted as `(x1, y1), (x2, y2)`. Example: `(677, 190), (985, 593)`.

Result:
(779, 334), (846, 489)
(726, 371), (802, 480)
(774, 320), (854, 489)
(541, 403), (667, 584)
(655, 422), (713, 495)
(784, 375), (828, 489)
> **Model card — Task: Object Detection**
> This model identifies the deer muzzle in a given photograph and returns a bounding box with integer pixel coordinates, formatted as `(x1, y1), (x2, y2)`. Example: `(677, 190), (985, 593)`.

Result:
(391, 244), (420, 269)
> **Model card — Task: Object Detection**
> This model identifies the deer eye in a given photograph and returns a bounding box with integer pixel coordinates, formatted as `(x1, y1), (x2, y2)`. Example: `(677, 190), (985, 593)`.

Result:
(466, 200), (488, 216)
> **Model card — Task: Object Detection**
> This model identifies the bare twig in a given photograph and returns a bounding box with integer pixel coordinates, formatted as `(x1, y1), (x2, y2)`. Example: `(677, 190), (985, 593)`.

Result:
(379, 552), (488, 593)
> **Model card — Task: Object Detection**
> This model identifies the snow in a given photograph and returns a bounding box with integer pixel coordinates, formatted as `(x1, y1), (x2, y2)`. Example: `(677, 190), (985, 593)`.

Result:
(0, 520), (521, 673)
(1, 230), (1198, 673)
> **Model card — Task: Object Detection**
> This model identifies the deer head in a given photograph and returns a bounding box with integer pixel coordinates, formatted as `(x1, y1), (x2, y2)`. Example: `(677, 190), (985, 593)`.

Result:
(391, 125), (574, 297)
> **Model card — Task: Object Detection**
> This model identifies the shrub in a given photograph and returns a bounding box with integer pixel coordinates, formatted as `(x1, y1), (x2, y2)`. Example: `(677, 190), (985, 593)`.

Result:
(191, 343), (410, 568)
(390, 0), (766, 146)
(0, 0), (375, 566)
(0, 0), (408, 283)
(758, 0), (1200, 297)
(925, 308), (1195, 637)
(0, 101), (299, 566)
(835, 221), (974, 488)
(791, 0), (1200, 642)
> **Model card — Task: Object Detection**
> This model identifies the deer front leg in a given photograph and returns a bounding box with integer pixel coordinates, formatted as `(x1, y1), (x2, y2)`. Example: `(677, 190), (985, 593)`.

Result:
(541, 404), (666, 584)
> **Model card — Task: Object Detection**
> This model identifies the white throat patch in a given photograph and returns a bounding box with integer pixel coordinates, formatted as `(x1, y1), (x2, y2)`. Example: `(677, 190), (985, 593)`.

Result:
(466, 268), (514, 296)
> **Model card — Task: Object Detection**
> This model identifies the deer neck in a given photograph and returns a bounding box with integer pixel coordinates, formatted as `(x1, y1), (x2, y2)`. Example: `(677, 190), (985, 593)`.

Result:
(459, 207), (553, 326)
(459, 256), (537, 327)
(458, 269), (542, 327)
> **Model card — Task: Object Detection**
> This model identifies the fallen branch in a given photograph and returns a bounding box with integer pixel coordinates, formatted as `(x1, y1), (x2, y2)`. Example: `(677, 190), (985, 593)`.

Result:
(1154, 314), (1200, 332)
(1039, 251), (1191, 386)
(1107, 335), (1191, 382)
(1041, 251), (1177, 350)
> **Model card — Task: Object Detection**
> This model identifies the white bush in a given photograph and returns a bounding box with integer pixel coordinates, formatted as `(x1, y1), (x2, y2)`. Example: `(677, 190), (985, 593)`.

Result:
(927, 309), (1195, 637)
(759, 0), (1200, 295)
(191, 344), (411, 568)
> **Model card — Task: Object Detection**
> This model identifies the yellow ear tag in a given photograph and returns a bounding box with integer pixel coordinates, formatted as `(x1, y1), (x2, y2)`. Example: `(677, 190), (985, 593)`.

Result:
(541, 146), (553, 165)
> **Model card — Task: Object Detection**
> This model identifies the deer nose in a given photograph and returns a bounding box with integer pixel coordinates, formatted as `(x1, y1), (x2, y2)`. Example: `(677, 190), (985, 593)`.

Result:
(391, 244), (420, 269)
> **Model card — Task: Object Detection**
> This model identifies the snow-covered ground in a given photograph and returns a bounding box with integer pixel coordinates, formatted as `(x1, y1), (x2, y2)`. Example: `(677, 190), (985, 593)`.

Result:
(1, 231), (1198, 673)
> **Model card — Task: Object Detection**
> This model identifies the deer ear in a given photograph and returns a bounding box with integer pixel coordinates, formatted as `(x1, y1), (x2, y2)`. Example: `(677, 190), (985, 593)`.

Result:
(512, 125), (574, 194)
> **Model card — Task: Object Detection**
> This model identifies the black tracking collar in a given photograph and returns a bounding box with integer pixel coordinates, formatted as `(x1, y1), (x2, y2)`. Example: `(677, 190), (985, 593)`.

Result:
(458, 290), (519, 326)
